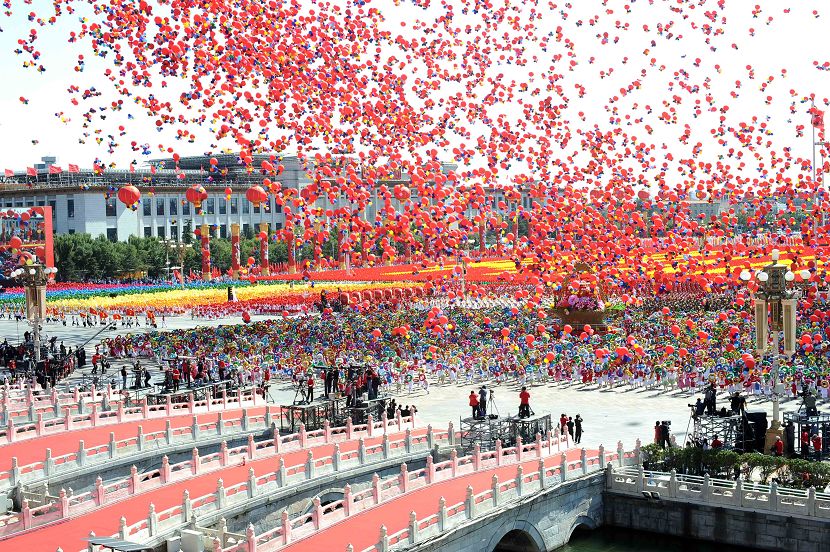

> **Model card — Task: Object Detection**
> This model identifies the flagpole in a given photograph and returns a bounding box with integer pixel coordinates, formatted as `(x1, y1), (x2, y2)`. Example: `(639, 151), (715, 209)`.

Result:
(813, 100), (817, 188)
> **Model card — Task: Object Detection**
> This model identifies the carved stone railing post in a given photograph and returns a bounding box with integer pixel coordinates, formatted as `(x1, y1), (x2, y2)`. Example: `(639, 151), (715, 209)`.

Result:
(438, 496), (448, 530)
(560, 452), (567, 482)
(408, 511), (418, 545)
(192, 448), (200, 475)
(299, 423), (307, 448)
(669, 469), (678, 498)
(358, 437), (367, 465)
(332, 444), (341, 472)
(465, 485), (475, 519)
(515, 464), (524, 497)
(702, 473), (711, 501)
(147, 503), (158, 537)
(305, 451), (315, 480)
(277, 458), (286, 487)
(400, 463), (409, 493)
(216, 478), (226, 510)
(281, 510), (291, 545)
(248, 468), (257, 498)
(378, 525), (389, 552)
(808, 487), (816, 516)
(312, 497), (323, 530)
(426, 455), (435, 484)
(372, 474), (381, 504)
(182, 490), (192, 522)
(491, 474), (500, 507)
(343, 484), (352, 517)
(77, 440), (87, 468)
(247, 434), (256, 459)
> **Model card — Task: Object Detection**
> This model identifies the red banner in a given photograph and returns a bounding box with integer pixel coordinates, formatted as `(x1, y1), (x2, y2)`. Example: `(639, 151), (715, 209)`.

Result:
(259, 223), (270, 275)
(201, 224), (211, 280)
(231, 223), (240, 275)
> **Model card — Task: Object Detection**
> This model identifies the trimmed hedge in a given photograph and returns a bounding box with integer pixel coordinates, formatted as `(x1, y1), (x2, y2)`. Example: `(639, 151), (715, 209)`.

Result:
(640, 443), (830, 489)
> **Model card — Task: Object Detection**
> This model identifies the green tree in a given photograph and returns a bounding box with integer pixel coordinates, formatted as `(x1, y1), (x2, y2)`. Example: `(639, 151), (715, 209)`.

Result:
(181, 219), (193, 245)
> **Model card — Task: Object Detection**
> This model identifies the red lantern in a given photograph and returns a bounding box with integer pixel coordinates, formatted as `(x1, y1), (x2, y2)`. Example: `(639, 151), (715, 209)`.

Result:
(117, 185), (141, 207)
(246, 185), (268, 206)
(8, 236), (22, 250)
(185, 185), (208, 208)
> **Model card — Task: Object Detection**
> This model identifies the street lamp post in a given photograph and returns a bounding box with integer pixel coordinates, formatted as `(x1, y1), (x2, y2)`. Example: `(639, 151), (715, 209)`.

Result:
(740, 249), (809, 453)
(10, 264), (58, 367)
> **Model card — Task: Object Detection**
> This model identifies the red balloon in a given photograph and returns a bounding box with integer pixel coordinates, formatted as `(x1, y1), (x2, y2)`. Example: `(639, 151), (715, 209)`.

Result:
(8, 236), (22, 250)
(500, 328), (510, 337)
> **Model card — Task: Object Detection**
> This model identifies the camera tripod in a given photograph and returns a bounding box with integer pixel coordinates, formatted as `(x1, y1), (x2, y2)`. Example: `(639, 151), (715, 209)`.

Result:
(292, 380), (308, 405)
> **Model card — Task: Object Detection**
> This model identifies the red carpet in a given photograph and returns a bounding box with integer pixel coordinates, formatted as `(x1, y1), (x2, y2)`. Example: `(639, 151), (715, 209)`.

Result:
(0, 406), (269, 472)
(285, 447), (588, 552)
(2, 427), (426, 551)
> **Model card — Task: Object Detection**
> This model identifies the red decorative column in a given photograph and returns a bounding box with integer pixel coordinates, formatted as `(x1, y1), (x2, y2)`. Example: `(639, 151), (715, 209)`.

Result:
(231, 223), (241, 278)
(259, 222), (270, 276)
(200, 224), (211, 281)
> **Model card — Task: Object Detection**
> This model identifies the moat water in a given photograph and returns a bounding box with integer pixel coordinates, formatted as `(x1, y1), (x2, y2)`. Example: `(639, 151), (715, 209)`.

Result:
(560, 527), (756, 552)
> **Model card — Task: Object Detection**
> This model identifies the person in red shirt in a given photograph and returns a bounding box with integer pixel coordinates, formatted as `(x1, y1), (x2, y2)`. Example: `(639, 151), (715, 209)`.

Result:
(172, 368), (180, 392)
(812, 434), (822, 459)
(773, 436), (784, 457)
(306, 374), (315, 403)
(560, 414), (568, 436)
(711, 434), (723, 449)
(802, 430), (811, 458)
(468, 390), (479, 418)
(519, 386), (531, 418)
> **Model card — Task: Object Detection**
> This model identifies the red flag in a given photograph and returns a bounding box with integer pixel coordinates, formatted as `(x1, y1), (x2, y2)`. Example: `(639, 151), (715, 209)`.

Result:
(172, 269), (184, 284)
(129, 164), (135, 174)
(4, 169), (13, 177)
(93, 163), (104, 175)
(26, 167), (37, 176)
(812, 108), (825, 130)
(68, 164), (80, 173)
(48, 165), (63, 175)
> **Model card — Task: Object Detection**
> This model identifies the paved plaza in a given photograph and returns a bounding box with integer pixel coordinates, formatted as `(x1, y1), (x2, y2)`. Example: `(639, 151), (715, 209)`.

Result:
(0, 314), (814, 450)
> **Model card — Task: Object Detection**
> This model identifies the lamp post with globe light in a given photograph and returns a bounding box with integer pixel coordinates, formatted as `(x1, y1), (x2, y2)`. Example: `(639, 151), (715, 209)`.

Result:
(739, 249), (809, 452)
(10, 264), (58, 367)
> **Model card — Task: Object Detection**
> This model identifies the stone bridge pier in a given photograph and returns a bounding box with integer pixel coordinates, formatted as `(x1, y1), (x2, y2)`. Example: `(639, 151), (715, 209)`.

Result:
(411, 472), (604, 552)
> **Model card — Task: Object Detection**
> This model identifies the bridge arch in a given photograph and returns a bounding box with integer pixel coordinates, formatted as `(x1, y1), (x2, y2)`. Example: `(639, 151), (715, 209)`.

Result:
(487, 520), (546, 552)
(567, 513), (600, 542)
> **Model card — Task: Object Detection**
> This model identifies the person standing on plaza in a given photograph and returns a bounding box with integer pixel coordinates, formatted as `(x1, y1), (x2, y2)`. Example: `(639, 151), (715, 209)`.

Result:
(478, 385), (488, 418)
(574, 415), (583, 444)
(469, 390), (479, 418)
(306, 372), (315, 403)
(560, 413), (568, 436)
(566, 416), (575, 440)
(518, 386), (530, 418)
